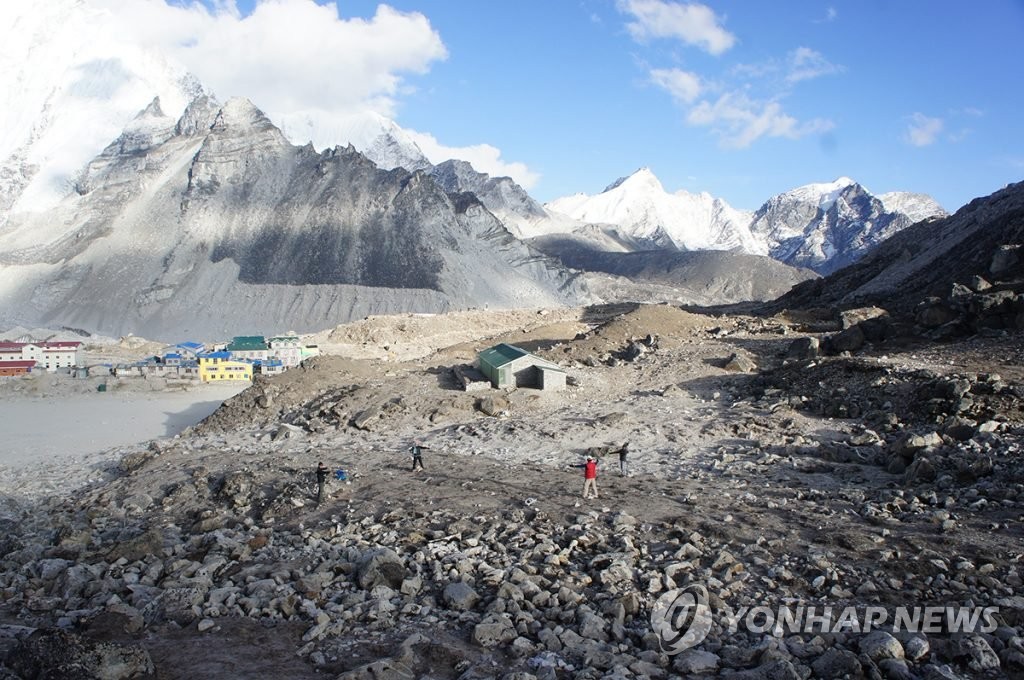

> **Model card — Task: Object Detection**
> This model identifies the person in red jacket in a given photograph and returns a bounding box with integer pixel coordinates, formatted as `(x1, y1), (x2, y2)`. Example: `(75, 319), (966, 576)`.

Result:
(580, 455), (599, 499)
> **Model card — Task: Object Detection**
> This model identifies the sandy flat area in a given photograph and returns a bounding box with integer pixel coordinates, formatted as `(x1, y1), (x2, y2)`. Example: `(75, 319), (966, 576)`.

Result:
(0, 384), (245, 467)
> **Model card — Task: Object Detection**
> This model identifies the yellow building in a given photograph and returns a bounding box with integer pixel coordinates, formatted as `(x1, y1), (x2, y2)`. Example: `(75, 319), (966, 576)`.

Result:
(197, 352), (253, 382)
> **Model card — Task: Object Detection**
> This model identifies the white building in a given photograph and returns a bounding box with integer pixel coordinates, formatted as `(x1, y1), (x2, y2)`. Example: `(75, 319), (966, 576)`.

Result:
(268, 334), (303, 367)
(0, 341), (83, 371)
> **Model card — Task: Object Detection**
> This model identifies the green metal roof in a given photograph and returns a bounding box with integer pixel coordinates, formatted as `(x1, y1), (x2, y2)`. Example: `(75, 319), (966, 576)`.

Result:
(478, 343), (530, 368)
(227, 336), (268, 351)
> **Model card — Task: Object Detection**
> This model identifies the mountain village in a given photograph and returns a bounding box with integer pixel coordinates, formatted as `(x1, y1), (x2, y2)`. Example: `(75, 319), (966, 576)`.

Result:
(0, 334), (320, 383)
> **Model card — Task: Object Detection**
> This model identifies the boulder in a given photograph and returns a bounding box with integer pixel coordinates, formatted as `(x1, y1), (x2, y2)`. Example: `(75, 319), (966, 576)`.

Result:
(840, 306), (888, 329)
(828, 325), (865, 353)
(724, 352), (757, 373)
(859, 630), (904, 661)
(218, 470), (258, 507)
(443, 581), (480, 611)
(473, 615), (516, 647)
(968, 275), (992, 292)
(672, 649), (720, 674)
(357, 548), (406, 591)
(476, 395), (510, 417)
(785, 337), (820, 361)
(916, 298), (959, 328)
(953, 635), (1000, 672)
(106, 528), (164, 563)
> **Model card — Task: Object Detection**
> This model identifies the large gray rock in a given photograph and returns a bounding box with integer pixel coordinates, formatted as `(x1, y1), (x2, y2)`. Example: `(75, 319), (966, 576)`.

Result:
(443, 581), (480, 611)
(356, 547), (406, 591)
(953, 635), (1000, 672)
(672, 649), (720, 674)
(859, 630), (904, 661)
(828, 325), (865, 353)
(476, 395), (510, 417)
(785, 336), (820, 361)
(472, 615), (516, 647)
(724, 352), (757, 373)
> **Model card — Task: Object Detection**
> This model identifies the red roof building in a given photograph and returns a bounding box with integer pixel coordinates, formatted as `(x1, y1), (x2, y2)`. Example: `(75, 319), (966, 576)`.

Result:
(0, 360), (36, 376)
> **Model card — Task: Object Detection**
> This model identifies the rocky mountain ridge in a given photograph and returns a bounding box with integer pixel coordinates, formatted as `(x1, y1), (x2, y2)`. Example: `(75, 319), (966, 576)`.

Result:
(750, 178), (947, 274)
(0, 97), (588, 340)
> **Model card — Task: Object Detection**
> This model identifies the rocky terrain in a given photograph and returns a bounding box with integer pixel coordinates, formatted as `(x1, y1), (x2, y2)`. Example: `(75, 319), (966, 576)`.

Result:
(0, 298), (1022, 679)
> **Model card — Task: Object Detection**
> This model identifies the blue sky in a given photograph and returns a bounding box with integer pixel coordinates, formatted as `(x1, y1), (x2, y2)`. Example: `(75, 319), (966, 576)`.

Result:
(189, 0), (1023, 211)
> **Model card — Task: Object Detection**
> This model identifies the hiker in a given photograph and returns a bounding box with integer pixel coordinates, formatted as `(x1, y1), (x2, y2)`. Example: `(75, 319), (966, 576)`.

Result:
(316, 461), (329, 503)
(410, 440), (427, 471)
(571, 455), (599, 499)
(618, 443), (629, 476)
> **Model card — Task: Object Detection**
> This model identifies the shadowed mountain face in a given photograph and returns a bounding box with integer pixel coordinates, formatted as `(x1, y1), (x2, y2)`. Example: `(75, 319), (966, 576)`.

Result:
(0, 97), (588, 340)
(771, 181), (1024, 316)
(749, 182), (936, 275)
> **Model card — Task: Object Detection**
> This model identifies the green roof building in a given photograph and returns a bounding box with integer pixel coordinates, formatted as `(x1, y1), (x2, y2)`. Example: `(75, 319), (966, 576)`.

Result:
(226, 336), (269, 360)
(476, 343), (566, 391)
(227, 336), (268, 351)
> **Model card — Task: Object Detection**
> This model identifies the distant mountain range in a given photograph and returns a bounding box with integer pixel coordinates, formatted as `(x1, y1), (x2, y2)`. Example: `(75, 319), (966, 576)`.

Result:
(0, 4), (955, 338)
(538, 170), (946, 275)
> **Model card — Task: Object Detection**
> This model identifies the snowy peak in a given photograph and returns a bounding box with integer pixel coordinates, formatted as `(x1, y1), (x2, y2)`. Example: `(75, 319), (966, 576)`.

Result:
(176, 95), (222, 137)
(782, 176), (857, 210)
(212, 98), (279, 135)
(749, 178), (946, 274)
(0, 0), (204, 220)
(546, 168), (760, 253)
(276, 109), (431, 172)
(878, 191), (947, 223)
(603, 167), (664, 194)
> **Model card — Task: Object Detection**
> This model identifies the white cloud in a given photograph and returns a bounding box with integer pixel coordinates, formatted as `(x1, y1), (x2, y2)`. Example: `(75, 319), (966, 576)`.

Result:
(72, 1), (538, 186)
(94, 0), (447, 119)
(650, 68), (702, 104)
(786, 47), (843, 83)
(813, 6), (838, 23)
(904, 113), (944, 147)
(406, 131), (541, 190)
(687, 91), (834, 148)
(618, 0), (736, 55)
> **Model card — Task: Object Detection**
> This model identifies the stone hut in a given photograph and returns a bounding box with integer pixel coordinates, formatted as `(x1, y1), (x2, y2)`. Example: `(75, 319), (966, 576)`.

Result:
(476, 343), (566, 391)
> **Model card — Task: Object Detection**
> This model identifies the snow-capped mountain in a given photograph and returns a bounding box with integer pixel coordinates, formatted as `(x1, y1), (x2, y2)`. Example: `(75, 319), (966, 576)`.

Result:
(749, 178), (948, 274)
(544, 171), (946, 275)
(878, 191), (947, 224)
(276, 109), (433, 173)
(0, 0), (202, 224)
(0, 97), (588, 339)
(545, 168), (762, 254)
